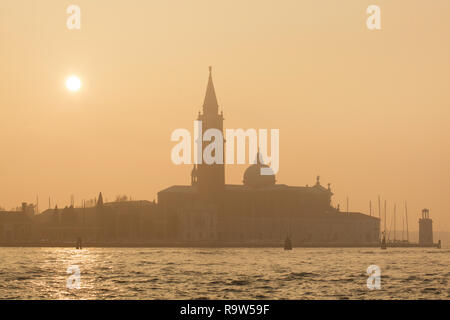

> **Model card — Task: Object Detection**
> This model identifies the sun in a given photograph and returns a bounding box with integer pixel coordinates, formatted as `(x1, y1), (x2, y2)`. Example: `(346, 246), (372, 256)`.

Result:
(66, 76), (81, 92)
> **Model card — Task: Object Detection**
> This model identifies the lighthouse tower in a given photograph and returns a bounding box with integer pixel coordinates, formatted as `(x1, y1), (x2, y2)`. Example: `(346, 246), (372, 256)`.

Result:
(419, 209), (433, 245)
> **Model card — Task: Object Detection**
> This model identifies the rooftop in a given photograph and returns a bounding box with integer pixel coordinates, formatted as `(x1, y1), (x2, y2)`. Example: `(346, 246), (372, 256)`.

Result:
(158, 184), (332, 194)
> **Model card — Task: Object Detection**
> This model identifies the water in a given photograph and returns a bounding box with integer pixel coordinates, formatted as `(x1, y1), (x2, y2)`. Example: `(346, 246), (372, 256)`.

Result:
(0, 247), (448, 299)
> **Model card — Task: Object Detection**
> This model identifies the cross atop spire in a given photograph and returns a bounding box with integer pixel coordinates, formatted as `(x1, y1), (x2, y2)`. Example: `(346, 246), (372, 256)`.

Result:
(203, 66), (219, 115)
(252, 148), (264, 165)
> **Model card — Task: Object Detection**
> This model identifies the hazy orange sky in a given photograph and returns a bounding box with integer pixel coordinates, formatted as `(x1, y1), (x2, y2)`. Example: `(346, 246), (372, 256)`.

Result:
(1, 1), (449, 231)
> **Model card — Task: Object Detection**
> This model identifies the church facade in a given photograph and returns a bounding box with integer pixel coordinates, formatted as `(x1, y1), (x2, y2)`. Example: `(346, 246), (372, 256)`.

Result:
(158, 68), (380, 246)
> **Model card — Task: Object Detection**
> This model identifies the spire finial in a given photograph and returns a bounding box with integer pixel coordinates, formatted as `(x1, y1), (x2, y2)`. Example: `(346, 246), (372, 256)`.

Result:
(203, 66), (219, 114)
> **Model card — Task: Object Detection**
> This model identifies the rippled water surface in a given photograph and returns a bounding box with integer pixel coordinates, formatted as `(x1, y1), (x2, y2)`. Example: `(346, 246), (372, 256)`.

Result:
(0, 247), (448, 299)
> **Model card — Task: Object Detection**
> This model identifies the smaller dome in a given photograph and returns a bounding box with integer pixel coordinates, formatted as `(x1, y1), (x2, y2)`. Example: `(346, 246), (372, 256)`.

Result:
(243, 153), (276, 188)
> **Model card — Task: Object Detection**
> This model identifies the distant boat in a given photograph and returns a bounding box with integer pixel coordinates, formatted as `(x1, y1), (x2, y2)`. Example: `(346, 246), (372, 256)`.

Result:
(284, 236), (292, 250)
(76, 237), (82, 250)
(380, 232), (387, 250)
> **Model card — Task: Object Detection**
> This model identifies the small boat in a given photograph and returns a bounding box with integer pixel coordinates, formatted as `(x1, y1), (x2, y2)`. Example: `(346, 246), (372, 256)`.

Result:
(380, 232), (387, 250)
(284, 236), (292, 250)
(76, 237), (82, 250)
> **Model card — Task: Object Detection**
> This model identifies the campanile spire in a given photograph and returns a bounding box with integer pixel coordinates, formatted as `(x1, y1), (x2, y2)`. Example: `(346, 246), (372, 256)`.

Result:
(197, 67), (225, 200)
(203, 66), (219, 115)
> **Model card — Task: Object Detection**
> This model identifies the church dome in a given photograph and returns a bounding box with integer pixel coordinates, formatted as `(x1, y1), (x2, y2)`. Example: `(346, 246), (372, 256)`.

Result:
(243, 153), (276, 188)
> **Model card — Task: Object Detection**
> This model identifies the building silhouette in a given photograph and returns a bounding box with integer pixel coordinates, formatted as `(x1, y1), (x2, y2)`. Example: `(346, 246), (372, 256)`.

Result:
(0, 203), (33, 242)
(32, 196), (161, 243)
(419, 209), (433, 245)
(1, 68), (382, 246)
(158, 68), (380, 245)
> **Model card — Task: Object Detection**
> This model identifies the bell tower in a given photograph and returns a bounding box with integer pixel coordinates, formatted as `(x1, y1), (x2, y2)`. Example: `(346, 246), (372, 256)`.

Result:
(196, 67), (225, 200)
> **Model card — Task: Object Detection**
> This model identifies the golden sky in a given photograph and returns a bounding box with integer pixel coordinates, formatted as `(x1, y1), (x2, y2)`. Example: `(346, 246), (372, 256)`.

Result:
(1, 0), (449, 231)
